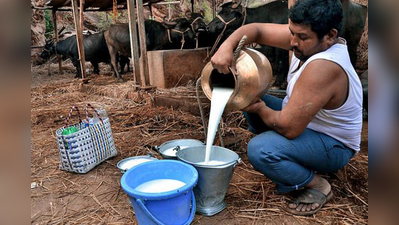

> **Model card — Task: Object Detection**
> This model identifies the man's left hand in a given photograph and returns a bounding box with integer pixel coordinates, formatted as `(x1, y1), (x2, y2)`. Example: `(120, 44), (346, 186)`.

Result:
(242, 99), (266, 114)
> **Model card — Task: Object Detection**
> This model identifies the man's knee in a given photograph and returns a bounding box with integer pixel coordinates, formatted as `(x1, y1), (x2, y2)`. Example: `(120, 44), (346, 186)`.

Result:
(247, 132), (286, 166)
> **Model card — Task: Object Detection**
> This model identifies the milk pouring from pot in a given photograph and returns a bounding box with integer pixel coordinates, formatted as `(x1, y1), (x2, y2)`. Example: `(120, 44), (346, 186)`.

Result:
(201, 48), (273, 110)
(201, 37), (273, 164)
(204, 87), (234, 164)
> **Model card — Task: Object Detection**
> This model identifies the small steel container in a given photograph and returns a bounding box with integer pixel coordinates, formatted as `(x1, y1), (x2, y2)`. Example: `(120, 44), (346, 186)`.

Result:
(156, 139), (204, 159)
(117, 156), (158, 173)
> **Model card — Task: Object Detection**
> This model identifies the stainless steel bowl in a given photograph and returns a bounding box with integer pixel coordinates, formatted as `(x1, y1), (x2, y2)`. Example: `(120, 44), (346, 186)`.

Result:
(156, 139), (204, 159)
(117, 156), (158, 173)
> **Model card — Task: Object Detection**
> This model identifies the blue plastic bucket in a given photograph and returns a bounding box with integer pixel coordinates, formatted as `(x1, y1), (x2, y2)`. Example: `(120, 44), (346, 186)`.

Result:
(121, 160), (198, 225)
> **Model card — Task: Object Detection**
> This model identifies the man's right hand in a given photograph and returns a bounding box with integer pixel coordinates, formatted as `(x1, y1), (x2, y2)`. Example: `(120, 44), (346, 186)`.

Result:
(210, 44), (236, 74)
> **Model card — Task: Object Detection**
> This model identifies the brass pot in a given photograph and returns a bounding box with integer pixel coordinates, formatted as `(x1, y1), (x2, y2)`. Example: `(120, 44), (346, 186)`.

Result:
(201, 48), (273, 110)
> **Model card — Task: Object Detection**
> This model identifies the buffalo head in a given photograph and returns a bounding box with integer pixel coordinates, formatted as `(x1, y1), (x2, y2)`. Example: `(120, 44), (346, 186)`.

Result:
(172, 18), (196, 41)
(208, 1), (244, 35)
(188, 13), (208, 34)
(40, 40), (56, 59)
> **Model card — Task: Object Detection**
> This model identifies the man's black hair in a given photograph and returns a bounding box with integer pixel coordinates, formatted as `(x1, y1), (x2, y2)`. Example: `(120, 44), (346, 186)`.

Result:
(289, 0), (343, 39)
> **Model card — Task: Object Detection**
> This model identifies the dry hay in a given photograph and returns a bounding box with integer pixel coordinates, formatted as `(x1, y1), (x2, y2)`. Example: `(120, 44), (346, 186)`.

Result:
(31, 61), (368, 224)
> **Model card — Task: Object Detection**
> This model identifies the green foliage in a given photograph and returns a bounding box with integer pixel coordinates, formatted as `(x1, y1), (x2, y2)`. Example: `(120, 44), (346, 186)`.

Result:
(98, 12), (113, 30)
(201, 1), (213, 23)
(98, 11), (129, 30)
(44, 10), (54, 39)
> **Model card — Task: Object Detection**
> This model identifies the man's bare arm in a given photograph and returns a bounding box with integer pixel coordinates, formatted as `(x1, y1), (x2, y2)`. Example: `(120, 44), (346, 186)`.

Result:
(245, 60), (343, 139)
(211, 23), (292, 74)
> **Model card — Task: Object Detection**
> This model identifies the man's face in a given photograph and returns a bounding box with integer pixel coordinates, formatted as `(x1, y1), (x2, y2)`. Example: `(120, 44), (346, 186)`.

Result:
(288, 20), (327, 61)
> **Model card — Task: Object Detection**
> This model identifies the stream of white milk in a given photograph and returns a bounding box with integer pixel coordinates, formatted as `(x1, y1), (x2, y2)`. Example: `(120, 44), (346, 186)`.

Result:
(204, 87), (234, 164)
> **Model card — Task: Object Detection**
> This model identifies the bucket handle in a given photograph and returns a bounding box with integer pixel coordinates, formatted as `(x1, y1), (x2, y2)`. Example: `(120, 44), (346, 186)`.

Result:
(136, 191), (196, 225)
(234, 158), (242, 168)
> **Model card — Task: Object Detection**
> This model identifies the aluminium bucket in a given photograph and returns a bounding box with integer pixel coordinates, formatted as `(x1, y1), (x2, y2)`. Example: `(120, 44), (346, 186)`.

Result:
(176, 146), (240, 216)
(121, 160), (198, 225)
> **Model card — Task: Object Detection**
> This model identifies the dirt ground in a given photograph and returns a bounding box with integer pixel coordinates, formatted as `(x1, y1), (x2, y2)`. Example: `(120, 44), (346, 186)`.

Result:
(31, 59), (368, 224)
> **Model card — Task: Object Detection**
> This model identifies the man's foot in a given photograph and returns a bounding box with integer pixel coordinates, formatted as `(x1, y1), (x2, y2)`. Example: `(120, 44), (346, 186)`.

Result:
(286, 175), (332, 216)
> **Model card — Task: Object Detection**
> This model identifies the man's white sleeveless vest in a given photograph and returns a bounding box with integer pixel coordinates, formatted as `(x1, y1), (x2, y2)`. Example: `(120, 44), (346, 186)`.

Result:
(282, 38), (363, 151)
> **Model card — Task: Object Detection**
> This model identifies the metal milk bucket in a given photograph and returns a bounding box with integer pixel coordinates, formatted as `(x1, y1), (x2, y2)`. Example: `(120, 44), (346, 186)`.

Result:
(201, 47), (273, 110)
(176, 146), (240, 216)
(155, 139), (204, 159)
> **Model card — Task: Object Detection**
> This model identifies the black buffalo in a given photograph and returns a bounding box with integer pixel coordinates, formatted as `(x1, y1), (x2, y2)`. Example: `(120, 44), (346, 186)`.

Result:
(186, 13), (210, 48)
(207, 0), (367, 88)
(208, 1), (289, 88)
(41, 32), (110, 78)
(40, 32), (130, 78)
(341, 0), (368, 66)
(104, 20), (196, 79)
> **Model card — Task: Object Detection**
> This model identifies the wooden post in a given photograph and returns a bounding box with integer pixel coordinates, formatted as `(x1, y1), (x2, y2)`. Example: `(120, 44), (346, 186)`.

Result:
(149, 3), (153, 18)
(136, 0), (150, 86)
(288, 0), (298, 62)
(71, 0), (87, 80)
(52, 9), (62, 74)
(212, 0), (216, 19)
(127, 0), (141, 85)
(113, 0), (118, 23)
(168, 3), (171, 21)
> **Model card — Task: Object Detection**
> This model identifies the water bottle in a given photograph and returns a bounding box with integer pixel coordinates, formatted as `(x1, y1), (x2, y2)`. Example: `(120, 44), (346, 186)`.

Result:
(97, 109), (108, 119)
(89, 113), (100, 126)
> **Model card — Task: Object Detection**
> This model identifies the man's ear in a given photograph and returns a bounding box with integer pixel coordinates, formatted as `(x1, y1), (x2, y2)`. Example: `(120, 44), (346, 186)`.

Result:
(325, 28), (338, 44)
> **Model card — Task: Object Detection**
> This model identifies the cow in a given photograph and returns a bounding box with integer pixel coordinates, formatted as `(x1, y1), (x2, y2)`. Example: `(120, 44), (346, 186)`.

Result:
(207, 0), (289, 88)
(104, 19), (196, 79)
(40, 32), (129, 78)
(207, 0), (367, 88)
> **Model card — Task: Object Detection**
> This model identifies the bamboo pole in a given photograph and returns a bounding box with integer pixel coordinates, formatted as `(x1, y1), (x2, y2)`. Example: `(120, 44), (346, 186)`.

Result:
(127, 0), (141, 85)
(136, 0), (150, 86)
(149, 3), (153, 18)
(288, 0), (298, 62)
(71, 0), (86, 80)
(113, 0), (118, 23)
(52, 9), (62, 73)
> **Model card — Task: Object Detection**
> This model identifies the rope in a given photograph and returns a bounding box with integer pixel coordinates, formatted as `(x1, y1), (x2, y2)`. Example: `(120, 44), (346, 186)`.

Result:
(170, 28), (191, 49)
(196, 77), (207, 138)
(190, 17), (204, 32)
(208, 15), (237, 59)
(167, 29), (172, 43)
(233, 35), (247, 62)
(207, 3), (248, 60)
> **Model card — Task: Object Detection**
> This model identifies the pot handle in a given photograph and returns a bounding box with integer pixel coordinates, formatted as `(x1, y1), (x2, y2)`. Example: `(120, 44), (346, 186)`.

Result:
(173, 146), (181, 152)
(233, 35), (247, 62)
